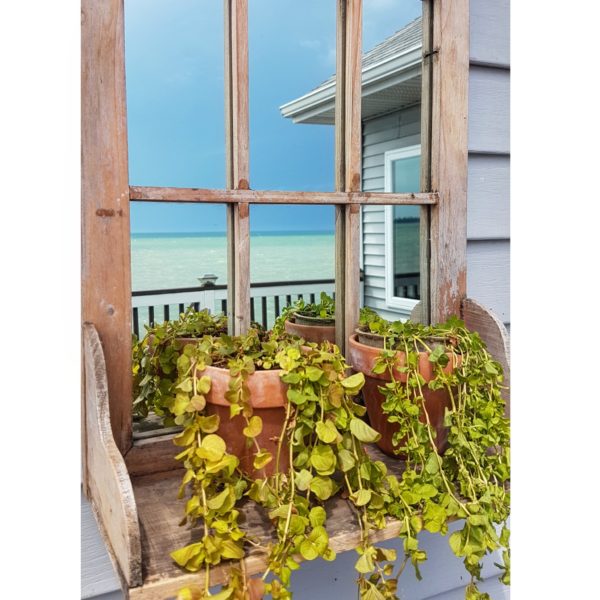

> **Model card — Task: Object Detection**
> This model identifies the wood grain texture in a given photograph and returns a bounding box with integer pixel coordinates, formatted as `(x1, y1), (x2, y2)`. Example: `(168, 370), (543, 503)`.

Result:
(462, 298), (510, 415)
(129, 186), (438, 206)
(429, 0), (470, 323)
(344, 0), (362, 194)
(125, 434), (184, 478)
(82, 0), (132, 454)
(333, 0), (363, 355)
(84, 323), (142, 588)
(128, 445), (407, 599)
(225, 0), (251, 335)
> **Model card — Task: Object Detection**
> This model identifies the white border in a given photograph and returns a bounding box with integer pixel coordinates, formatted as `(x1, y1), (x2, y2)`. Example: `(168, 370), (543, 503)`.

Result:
(383, 144), (421, 313)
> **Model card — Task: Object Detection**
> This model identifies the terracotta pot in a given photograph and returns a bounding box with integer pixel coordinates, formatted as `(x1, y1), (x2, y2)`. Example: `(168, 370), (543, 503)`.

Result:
(284, 317), (336, 344)
(293, 311), (335, 327)
(355, 328), (385, 348)
(348, 334), (459, 457)
(202, 364), (289, 478)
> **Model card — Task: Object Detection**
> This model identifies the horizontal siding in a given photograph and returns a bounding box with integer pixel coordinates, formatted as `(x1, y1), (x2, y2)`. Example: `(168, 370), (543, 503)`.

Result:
(81, 493), (123, 599)
(467, 154), (510, 239)
(467, 240), (510, 324)
(421, 577), (510, 600)
(470, 0), (510, 66)
(468, 66), (510, 154)
(361, 106), (421, 318)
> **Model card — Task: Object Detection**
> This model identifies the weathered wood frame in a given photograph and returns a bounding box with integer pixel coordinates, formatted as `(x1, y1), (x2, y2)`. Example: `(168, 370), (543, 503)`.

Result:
(82, 0), (472, 595)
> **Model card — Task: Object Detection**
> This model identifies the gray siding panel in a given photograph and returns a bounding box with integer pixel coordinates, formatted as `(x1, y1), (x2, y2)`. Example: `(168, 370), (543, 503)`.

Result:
(467, 240), (510, 324)
(467, 154), (510, 239)
(81, 493), (123, 599)
(470, 0), (510, 66)
(468, 66), (510, 154)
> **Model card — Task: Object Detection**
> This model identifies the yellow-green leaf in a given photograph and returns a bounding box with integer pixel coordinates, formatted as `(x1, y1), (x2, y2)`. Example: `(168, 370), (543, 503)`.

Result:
(197, 434), (226, 461)
(253, 450), (273, 470)
(171, 542), (202, 567)
(316, 421), (339, 444)
(349, 418), (381, 443)
(309, 476), (334, 500)
(173, 426), (197, 447)
(198, 414), (220, 433)
(243, 415), (263, 438)
(188, 394), (206, 412)
(341, 372), (365, 390)
(197, 375), (212, 394)
(295, 469), (313, 491)
(306, 366), (324, 382)
(355, 549), (375, 574)
(220, 539), (244, 560)
(354, 489), (372, 507)
(309, 506), (326, 528)
(207, 488), (230, 510)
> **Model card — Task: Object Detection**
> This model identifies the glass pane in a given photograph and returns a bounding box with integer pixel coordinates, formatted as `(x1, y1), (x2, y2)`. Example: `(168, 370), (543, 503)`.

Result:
(130, 202), (229, 436)
(124, 1), (225, 188)
(392, 206), (420, 301)
(130, 202), (229, 335)
(359, 2), (423, 321)
(249, 0), (336, 191)
(249, 205), (335, 329)
(392, 156), (420, 193)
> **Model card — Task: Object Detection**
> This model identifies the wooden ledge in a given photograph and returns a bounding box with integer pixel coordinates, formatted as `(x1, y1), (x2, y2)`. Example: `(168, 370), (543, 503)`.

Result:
(128, 445), (405, 600)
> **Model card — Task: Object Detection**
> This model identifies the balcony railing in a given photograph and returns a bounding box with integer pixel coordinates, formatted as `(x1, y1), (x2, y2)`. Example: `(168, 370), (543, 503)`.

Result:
(131, 278), (336, 337)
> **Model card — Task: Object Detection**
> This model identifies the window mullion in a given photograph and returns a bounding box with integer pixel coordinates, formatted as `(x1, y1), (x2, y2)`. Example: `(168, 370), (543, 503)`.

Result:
(335, 0), (362, 355)
(225, 0), (251, 335)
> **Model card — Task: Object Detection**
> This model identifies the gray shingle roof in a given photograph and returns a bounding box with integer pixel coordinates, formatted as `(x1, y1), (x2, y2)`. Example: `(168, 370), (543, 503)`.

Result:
(313, 16), (422, 91)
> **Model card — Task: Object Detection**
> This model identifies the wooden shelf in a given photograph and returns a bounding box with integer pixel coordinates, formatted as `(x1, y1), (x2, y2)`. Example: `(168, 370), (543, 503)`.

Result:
(129, 445), (405, 600)
(82, 298), (509, 599)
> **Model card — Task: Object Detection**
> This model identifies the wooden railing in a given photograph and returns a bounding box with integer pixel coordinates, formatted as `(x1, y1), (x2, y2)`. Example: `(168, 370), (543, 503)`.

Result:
(131, 278), (336, 337)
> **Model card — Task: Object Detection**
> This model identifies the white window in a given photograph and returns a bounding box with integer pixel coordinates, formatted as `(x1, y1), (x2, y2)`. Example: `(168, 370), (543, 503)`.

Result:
(384, 145), (421, 314)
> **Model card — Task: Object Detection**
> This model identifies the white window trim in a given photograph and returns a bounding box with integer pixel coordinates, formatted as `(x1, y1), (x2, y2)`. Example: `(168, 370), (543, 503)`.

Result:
(384, 144), (421, 313)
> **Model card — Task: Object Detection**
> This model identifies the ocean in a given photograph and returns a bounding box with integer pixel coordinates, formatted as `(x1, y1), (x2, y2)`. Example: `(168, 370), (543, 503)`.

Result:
(131, 231), (335, 292)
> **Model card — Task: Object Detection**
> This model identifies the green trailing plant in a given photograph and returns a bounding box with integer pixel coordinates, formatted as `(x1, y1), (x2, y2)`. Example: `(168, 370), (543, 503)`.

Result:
(272, 292), (335, 335)
(366, 315), (511, 599)
(132, 311), (510, 600)
(132, 307), (228, 421)
(135, 326), (424, 600)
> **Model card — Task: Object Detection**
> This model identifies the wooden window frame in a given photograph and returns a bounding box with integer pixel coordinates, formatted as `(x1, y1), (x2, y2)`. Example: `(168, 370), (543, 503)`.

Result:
(81, 0), (469, 592)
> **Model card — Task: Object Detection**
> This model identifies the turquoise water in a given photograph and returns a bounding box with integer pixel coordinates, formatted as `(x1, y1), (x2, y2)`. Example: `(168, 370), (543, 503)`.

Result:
(131, 232), (335, 291)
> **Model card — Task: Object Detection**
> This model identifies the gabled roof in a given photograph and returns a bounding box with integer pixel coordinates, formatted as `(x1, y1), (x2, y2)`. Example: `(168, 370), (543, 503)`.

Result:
(280, 16), (422, 125)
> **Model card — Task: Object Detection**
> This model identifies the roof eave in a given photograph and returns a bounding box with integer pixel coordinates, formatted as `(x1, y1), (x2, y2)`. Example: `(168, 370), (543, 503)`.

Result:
(280, 44), (422, 124)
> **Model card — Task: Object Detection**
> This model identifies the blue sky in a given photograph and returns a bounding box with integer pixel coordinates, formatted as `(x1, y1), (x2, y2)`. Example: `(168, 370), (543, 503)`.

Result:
(125, 0), (421, 233)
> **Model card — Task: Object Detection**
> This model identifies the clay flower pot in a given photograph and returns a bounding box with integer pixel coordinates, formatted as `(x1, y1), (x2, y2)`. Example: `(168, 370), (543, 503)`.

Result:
(348, 334), (459, 457)
(202, 364), (289, 478)
(354, 328), (385, 348)
(284, 315), (336, 344)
